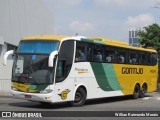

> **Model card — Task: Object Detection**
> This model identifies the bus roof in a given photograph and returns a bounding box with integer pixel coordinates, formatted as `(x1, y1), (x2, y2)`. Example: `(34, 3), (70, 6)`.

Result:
(88, 37), (157, 53)
(21, 35), (157, 53)
(21, 35), (70, 41)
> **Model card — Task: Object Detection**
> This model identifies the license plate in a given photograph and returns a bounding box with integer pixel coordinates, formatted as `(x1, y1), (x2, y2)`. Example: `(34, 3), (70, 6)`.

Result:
(25, 95), (31, 99)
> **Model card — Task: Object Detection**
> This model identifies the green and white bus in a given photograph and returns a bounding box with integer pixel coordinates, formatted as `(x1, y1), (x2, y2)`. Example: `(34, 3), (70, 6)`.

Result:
(4, 35), (158, 106)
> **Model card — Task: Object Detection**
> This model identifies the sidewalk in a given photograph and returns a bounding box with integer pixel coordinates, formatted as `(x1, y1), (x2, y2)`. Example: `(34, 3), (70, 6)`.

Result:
(0, 95), (12, 98)
(0, 92), (11, 97)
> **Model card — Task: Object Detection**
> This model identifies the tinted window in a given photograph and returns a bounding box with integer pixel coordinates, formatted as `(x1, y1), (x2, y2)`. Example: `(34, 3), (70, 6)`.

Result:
(75, 42), (86, 62)
(151, 53), (158, 65)
(92, 44), (103, 62)
(138, 52), (148, 65)
(129, 51), (138, 64)
(56, 41), (74, 83)
(105, 47), (117, 63)
(17, 41), (59, 54)
(147, 53), (152, 65)
(117, 49), (128, 64)
(74, 41), (158, 66)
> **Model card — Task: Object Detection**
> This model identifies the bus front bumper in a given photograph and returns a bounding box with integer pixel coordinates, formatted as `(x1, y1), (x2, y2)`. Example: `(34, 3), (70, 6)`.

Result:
(11, 90), (53, 103)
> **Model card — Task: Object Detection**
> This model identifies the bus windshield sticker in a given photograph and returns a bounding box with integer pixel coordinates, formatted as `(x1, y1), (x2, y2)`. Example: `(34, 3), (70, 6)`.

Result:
(32, 55), (36, 60)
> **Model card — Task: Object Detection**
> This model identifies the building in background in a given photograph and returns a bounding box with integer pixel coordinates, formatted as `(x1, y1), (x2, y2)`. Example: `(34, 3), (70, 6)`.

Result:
(129, 28), (144, 46)
(0, 0), (54, 96)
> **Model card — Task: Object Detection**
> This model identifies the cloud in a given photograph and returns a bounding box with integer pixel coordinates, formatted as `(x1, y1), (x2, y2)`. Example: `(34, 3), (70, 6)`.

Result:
(43, 0), (159, 42)
(125, 13), (155, 27)
(69, 21), (94, 34)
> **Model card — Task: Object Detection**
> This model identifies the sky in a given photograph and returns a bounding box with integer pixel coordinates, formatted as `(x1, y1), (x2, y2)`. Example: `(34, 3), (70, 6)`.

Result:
(42, 0), (160, 43)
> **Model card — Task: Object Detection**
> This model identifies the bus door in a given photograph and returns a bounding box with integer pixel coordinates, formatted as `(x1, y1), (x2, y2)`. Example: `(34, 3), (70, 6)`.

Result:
(54, 40), (75, 102)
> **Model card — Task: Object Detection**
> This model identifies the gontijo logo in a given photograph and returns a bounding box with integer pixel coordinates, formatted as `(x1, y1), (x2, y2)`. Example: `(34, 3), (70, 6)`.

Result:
(58, 89), (70, 100)
(122, 67), (143, 74)
(75, 68), (89, 74)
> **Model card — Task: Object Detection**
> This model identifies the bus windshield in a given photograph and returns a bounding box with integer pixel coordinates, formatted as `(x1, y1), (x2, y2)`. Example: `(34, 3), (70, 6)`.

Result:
(12, 40), (59, 85)
(17, 40), (59, 54)
(12, 54), (54, 84)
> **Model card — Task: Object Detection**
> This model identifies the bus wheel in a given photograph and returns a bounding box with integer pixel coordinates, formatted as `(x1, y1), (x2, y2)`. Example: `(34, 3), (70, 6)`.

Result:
(71, 88), (86, 107)
(133, 84), (140, 99)
(139, 84), (147, 98)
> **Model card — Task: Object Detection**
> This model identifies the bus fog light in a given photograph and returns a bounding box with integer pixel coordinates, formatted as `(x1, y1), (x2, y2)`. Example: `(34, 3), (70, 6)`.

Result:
(40, 89), (53, 94)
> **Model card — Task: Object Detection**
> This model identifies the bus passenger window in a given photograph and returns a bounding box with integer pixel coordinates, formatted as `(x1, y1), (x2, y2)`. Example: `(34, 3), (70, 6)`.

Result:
(76, 49), (85, 61)
(151, 53), (158, 65)
(117, 49), (127, 63)
(118, 55), (124, 63)
(105, 47), (117, 63)
(129, 53), (136, 64)
(106, 54), (112, 62)
(138, 53), (147, 65)
(142, 53), (147, 65)
(75, 42), (86, 62)
(86, 45), (91, 61)
(147, 53), (152, 65)
(95, 52), (102, 61)
(93, 45), (103, 62)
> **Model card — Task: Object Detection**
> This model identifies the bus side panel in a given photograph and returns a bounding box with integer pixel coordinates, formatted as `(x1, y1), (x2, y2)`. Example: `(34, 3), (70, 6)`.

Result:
(113, 64), (158, 95)
(54, 62), (158, 103)
(88, 62), (124, 99)
(72, 62), (124, 100)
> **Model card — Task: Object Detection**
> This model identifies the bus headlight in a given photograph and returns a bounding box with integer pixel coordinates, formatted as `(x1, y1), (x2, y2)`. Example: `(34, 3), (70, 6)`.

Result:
(40, 89), (53, 94)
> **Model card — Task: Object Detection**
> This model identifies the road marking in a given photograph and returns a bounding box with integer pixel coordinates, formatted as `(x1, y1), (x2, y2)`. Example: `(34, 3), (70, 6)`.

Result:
(142, 97), (151, 100)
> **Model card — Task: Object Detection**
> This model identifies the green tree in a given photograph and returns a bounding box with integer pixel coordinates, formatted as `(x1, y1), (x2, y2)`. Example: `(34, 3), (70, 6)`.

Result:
(138, 23), (160, 51)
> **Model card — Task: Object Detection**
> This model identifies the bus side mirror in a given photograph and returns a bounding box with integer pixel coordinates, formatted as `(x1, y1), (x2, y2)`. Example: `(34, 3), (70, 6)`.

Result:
(3, 50), (14, 66)
(48, 50), (58, 67)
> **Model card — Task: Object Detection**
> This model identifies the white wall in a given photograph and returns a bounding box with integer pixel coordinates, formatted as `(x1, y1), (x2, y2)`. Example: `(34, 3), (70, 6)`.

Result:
(0, 58), (13, 96)
(0, 0), (54, 46)
(0, 0), (54, 96)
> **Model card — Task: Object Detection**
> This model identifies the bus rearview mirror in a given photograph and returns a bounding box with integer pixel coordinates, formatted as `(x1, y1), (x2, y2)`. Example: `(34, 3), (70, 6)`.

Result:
(3, 50), (14, 66)
(48, 50), (58, 67)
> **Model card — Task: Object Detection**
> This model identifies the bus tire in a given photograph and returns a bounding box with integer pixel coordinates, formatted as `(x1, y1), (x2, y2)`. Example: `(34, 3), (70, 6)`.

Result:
(139, 84), (147, 98)
(133, 84), (140, 99)
(71, 88), (86, 107)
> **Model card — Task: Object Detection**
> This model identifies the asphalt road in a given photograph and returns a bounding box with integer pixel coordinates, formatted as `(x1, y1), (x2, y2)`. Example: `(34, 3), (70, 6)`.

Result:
(0, 92), (160, 119)
(0, 92), (160, 111)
